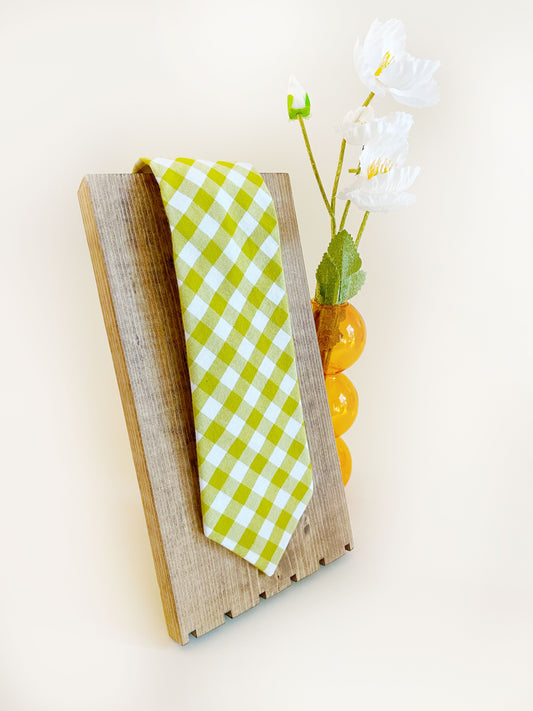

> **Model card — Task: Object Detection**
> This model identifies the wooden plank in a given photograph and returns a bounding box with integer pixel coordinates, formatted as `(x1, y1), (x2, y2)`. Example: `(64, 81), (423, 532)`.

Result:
(78, 172), (353, 644)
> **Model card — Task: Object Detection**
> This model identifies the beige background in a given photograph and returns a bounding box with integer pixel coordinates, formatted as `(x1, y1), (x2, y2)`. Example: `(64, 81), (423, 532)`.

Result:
(2, 0), (532, 709)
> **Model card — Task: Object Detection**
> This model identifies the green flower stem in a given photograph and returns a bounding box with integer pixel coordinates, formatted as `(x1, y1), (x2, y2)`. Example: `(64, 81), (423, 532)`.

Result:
(330, 138), (346, 237)
(355, 210), (370, 248)
(297, 115), (334, 219)
(339, 200), (351, 231)
(339, 163), (361, 227)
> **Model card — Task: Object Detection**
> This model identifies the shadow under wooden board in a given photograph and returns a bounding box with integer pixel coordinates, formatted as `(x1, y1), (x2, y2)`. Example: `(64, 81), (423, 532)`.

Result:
(78, 172), (353, 645)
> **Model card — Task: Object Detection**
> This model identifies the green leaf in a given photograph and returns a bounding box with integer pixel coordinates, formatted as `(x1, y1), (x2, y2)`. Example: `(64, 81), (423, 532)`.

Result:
(327, 230), (362, 277)
(338, 270), (366, 303)
(287, 93), (311, 120)
(314, 252), (339, 304)
(315, 230), (367, 304)
(315, 230), (366, 305)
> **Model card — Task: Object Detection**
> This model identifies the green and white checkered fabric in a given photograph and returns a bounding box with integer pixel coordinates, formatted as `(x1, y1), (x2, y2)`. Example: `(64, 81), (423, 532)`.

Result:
(133, 158), (313, 576)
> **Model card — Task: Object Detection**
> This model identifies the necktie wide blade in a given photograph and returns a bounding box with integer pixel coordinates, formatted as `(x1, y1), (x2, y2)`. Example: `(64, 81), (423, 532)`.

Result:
(134, 158), (313, 576)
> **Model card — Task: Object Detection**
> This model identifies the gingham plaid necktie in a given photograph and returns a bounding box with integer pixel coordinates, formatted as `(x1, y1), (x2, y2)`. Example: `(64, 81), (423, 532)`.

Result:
(134, 158), (313, 576)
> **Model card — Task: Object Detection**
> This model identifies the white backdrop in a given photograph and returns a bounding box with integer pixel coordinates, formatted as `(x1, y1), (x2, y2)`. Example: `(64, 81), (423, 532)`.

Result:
(2, 0), (532, 709)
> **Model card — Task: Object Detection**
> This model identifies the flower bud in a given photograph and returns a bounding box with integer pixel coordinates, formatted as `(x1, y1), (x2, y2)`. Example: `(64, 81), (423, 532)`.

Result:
(287, 75), (311, 119)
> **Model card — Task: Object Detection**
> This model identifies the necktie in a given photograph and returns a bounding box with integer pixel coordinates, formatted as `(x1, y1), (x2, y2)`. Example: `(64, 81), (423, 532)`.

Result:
(134, 158), (313, 576)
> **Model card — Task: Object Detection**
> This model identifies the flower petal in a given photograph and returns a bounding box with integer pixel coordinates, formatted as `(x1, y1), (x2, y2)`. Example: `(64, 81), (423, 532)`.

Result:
(354, 38), (387, 95)
(356, 112), (414, 167)
(379, 55), (440, 106)
(341, 106), (376, 144)
(288, 74), (308, 109)
(364, 165), (420, 194)
(343, 105), (375, 126)
(339, 177), (365, 200)
(363, 18), (406, 69)
(347, 189), (417, 212)
(380, 55), (439, 91)
(360, 140), (409, 173)
(389, 79), (440, 108)
(359, 111), (413, 144)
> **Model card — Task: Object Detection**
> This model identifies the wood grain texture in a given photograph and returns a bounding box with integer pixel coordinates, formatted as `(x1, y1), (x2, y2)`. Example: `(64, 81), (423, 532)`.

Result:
(78, 172), (353, 644)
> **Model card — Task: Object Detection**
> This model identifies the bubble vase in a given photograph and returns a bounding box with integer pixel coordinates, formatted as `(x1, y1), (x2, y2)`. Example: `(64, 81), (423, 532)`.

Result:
(311, 299), (366, 485)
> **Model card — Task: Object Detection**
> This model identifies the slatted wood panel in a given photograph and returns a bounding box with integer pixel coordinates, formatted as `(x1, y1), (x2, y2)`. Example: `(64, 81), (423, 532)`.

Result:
(78, 172), (353, 645)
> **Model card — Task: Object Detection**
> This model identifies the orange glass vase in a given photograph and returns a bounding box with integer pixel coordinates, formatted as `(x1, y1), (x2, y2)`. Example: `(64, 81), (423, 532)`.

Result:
(324, 373), (359, 437)
(312, 299), (366, 485)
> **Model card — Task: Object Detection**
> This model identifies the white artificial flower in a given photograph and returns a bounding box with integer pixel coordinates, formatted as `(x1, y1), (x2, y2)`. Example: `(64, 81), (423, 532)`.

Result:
(288, 75), (307, 109)
(340, 112), (420, 211)
(354, 18), (440, 108)
(341, 105), (375, 143)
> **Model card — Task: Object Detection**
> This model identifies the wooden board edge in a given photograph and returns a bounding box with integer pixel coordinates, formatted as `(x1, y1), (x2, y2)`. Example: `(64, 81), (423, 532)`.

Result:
(78, 176), (184, 645)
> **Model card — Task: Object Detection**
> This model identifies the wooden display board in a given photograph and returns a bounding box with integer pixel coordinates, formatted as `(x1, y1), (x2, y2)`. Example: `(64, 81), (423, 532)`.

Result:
(78, 172), (353, 645)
